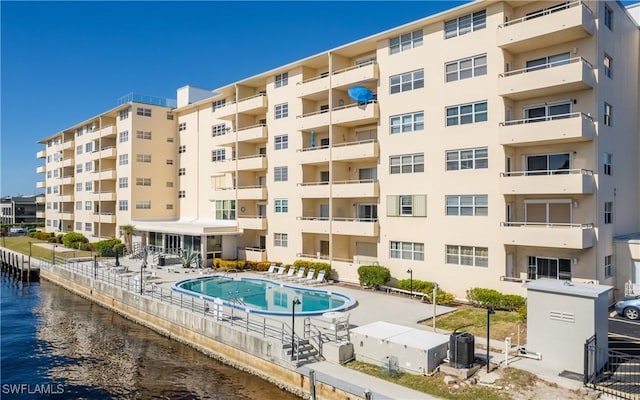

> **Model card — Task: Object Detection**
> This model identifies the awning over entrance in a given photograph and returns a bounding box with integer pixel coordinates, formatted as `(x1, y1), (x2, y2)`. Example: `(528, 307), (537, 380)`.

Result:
(131, 218), (241, 236)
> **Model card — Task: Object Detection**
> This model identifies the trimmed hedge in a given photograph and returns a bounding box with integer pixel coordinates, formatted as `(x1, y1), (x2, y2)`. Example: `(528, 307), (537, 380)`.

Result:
(28, 230), (54, 241)
(292, 260), (331, 278)
(466, 287), (526, 312)
(396, 279), (456, 305)
(357, 265), (391, 288)
(94, 239), (122, 257)
(61, 232), (88, 249)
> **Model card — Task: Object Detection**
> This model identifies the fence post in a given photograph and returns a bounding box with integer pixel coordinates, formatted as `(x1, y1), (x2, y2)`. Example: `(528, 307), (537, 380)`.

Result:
(246, 311), (249, 332)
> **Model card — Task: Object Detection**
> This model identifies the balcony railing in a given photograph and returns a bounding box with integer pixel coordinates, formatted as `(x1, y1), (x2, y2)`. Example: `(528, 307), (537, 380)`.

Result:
(332, 60), (377, 75)
(498, 0), (590, 28)
(499, 56), (592, 78)
(298, 73), (329, 85)
(500, 168), (593, 177)
(501, 221), (593, 228)
(500, 111), (591, 127)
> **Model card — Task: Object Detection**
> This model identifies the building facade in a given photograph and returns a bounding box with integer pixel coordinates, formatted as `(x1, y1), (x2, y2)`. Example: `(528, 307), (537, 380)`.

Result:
(36, 1), (640, 299)
(0, 195), (44, 225)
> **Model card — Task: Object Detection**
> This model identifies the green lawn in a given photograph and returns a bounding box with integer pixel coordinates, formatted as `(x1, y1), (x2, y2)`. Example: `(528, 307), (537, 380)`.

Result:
(1, 236), (95, 262)
(433, 306), (526, 343)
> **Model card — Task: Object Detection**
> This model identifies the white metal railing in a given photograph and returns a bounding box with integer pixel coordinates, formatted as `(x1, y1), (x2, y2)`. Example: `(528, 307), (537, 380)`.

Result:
(299, 144), (330, 152)
(332, 60), (377, 75)
(233, 154), (267, 161)
(297, 216), (378, 222)
(499, 56), (592, 78)
(297, 179), (375, 186)
(234, 123), (266, 132)
(498, 0), (590, 28)
(93, 212), (116, 215)
(244, 247), (266, 252)
(500, 111), (592, 126)
(92, 168), (116, 174)
(501, 221), (594, 228)
(298, 138), (377, 152)
(298, 73), (329, 85)
(92, 190), (115, 194)
(297, 100), (377, 119)
(500, 168), (593, 177)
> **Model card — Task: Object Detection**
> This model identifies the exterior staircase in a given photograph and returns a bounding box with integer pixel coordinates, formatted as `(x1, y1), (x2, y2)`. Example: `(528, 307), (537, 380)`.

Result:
(283, 339), (323, 366)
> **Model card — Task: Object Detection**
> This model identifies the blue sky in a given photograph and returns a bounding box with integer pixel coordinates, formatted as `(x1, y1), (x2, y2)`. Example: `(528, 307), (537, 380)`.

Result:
(1, 1), (638, 196)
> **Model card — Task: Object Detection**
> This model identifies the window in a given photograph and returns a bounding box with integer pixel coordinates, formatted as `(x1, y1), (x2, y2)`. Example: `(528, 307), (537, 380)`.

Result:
(212, 124), (227, 137)
(178, 145), (186, 154)
(76, 183), (82, 192)
(215, 200), (235, 220)
(166, 112), (174, 120)
(274, 135), (288, 150)
(275, 72), (288, 88)
(84, 181), (93, 192)
(444, 9), (486, 39)
(446, 245), (488, 267)
(85, 201), (92, 211)
(275, 199), (288, 213)
(604, 202), (613, 224)
(604, 255), (613, 278)
(85, 223), (92, 232)
(76, 128), (83, 137)
(390, 153), (424, 174)
(75, 201), (82, 210)
(211, 149), (226, 161)
(178, 122), (187, 131)
(119, 200), (128, 211)
(85, 142), (93, 153)
(119, 109), (129, 120)
(136, 200), (151, 209)
(119, 154), (128, 166)
(76, 164), (83, 173)
(275, 103), (288, 119)
(603, 153), (612, 176)
(604, 103), (612, 126)
(166, 159), (174, 165)
(525, 53), (570, 73)
(53, 186), (59, 194)
(389, 29), (423, 54)
(167, 137), (174, 142)
(76, 145), (83, 155)
(446, 147), (488, 170)
(390, 241), (424, 261)
(446, 195), (488, 216)
(212, 99), (226, 111)
(136, 130), (151, 140)
(386, 195), (427, 217)
(274, 166), (288, 182)
(118, 177), (128, 188)
(524, 101), (571, 122)
(136, 107), (151, 117)
(446, 101), (487, 126)
(47, 170), (52, 178)
(274, 233), (288, 247)
(604, 54), (612, 79)
(178, 190), (186, 198)
(166, 204), (174, 210)
(136, 154), (151, 163)
(390, 111), (424, 134)
(604, 4), (613, 30)
(390, 69), (424, 94)
(119, 130), (129, 143)
(178, 168), (185, 176)
(525, 153), (570, 175)
(445, 54), (487, 82)
(528, 256), (571, 280)
(75, 222), (82, 230)
(85, 161), (92, 172)
(166, 181), (173, 187)
(136, 178), (151, 186)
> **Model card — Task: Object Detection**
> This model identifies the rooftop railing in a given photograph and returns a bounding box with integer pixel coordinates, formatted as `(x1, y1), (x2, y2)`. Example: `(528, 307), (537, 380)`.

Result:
(117, 93), (177, 108)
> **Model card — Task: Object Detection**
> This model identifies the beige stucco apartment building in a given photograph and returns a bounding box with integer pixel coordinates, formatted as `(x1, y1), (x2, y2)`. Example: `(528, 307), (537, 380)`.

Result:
(37, 1), (640, 300)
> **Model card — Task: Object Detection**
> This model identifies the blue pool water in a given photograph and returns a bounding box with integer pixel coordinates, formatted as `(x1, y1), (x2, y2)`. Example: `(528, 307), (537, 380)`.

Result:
(172, 276), (355, 316)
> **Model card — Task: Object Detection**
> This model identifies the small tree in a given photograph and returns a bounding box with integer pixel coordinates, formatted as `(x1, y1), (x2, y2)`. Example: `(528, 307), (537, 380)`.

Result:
(180, 248), (200, 268)
(357, 265), (391, 288)
(119, 224), (135, 254)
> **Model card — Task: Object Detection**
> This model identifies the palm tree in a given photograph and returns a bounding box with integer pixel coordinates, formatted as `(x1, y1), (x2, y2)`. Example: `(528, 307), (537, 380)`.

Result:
(120, 224), (135, 255)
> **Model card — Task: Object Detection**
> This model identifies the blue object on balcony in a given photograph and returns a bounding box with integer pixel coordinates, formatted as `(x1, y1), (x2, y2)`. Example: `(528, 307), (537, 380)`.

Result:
(310, 130), (316, 147)
(348, 86), (373, 103)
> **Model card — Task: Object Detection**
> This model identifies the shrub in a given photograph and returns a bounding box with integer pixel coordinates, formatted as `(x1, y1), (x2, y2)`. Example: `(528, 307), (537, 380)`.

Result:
(466, 287), (526, 311)
(357, 265), (391, 288)
(79, 242), (94, 252)
(113, 243), (125, 254)
(94, 239), (122, 257)
(29, 230), (51, 241)
(62, 232), (88, 249)
(517, 303), (527, 322)
(293, 260), (331, 279)
(396, 279), (456, 305)
(254, 261), (271, 271)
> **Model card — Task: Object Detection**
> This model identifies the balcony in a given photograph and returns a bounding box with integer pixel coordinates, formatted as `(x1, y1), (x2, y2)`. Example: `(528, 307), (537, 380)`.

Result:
(238, 185), (267, 200)
(332, 139), (379, 161)
(217, 155), (267, 172)
(499, 112), (594, 146)
(497, 1), (595, 53)
(332, 61), (379, 89)
(36, 196), (45, 204)
(298, 147), (330, 165)
(296, 75), (330, 98)
(498, 57), (594, 100)
(214, 124), (267, 146)
(94, 191), (117, 201)
(59, 194), (74, 202)
(332, 180), (379, 198)
(237, 216), (267, 230)
(96, 146), (116, 159)
(61, 175), (74, 185)
(499, 169), (594, 195)
(36, 211), (45, 218)
(95, 169), (117, 180)
(62, 158), (74, 167)
(237, 93), (267, 115)
(94, 212), (117, 224)
(299, 217), (378, 236)
(36, 181), (46, 189)
(242, 247), (268, 262)
(299, 183), (329, 198)
(36, 165), (46, 174)
(61, 141), (74, 151)
(501, 221), (594, 249)
(297, 110), (330, 131)
(212, 102), (235, 119)
(332, 101), (379, 127)
(96, 124), (116, 138)
(37, 150), (46, 159)
(60, 212), (74, 220)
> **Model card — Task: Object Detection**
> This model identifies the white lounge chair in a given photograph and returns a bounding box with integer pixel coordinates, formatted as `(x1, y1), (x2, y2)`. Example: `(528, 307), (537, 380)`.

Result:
(297, 268), (315, 284)
(281, 266), (296, 280)
(310, 270), (326, 285)
(265, 263), (276, 274)
(275, 265), (286, 276)
(287, 268), (305, 282)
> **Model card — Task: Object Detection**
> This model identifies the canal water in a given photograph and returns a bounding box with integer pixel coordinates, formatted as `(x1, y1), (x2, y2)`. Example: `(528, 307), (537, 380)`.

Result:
(0, 274), (299, 399)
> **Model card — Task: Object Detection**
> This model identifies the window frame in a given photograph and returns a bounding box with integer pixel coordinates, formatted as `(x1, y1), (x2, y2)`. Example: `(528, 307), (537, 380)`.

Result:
(274, 103), (288, 119)
(446, 147), (488, 171)
(389, 69), (424, 94)
(389, 29), (423, 54)
(446, 101), (488, 126)
(604, 201), (613, 224)
(274, 134), (288, 150)
(211, 149), (226, 162)
(445, 54), (487, 82)
(446, 245), (489, 267)
(389, 111), (424, 134)
(389, 153), (424, 174)
(389, 241), (424, 261)
(274, 199), (288, 213)
(274, 166), (288, 182)
(444, 9), (486, 39)
(275, 72), (288, 88)
(445, 195), (488, 216)
(274, 233), (288, 247)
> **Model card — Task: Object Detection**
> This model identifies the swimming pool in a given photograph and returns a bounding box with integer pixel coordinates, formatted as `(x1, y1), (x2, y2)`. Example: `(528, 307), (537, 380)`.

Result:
(172, 275), (356, 316)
